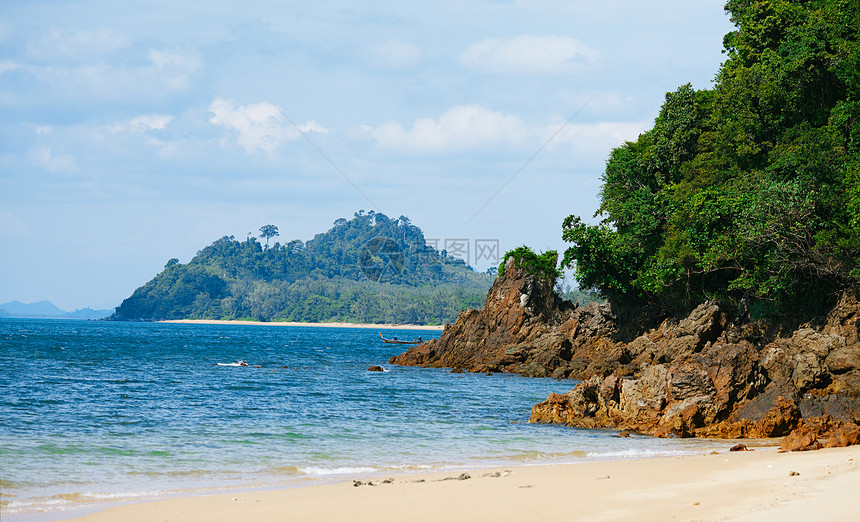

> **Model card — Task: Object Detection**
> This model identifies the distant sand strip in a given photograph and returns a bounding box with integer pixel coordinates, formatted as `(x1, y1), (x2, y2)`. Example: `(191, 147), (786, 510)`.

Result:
(159, 319), (444, 331)
(69, 446), (859, 522)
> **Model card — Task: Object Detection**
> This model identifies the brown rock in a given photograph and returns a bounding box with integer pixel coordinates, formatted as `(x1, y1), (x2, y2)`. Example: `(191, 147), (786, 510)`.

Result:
(390, 258), (578, 374)
(757, 396), (802, 437)
(391, 262), (860, 441)
(695, 419), (758, 439)
(826, 347), (860, 374)
(780, 425), (822, 452)
(730, 444), (751, 451)
(367, 366), (385, 372)
(530, 393), (575, 425)
(825, 422), (860, 448)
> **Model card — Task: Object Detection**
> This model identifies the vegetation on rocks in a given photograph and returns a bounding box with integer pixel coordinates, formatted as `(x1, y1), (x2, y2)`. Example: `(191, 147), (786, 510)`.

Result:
(498, 247), (561, 284)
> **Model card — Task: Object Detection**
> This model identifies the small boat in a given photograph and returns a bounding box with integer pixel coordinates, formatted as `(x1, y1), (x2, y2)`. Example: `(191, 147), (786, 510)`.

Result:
(378, 332), (423, 345)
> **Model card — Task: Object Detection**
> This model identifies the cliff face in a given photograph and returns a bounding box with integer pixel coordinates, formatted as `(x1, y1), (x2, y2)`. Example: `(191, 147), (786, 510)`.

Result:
(390, 258), (860, 443)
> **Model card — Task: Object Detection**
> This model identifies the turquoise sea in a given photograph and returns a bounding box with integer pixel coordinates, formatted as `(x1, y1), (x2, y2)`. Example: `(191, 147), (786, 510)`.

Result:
(1, 319), (721, 520)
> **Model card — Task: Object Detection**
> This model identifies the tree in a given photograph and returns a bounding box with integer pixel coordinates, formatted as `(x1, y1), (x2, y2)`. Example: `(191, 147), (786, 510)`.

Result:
(259, 225), (279, 249)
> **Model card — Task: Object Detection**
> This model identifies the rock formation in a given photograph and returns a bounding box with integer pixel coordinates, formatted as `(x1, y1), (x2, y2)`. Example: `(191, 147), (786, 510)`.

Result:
(391, 257), (860, 443)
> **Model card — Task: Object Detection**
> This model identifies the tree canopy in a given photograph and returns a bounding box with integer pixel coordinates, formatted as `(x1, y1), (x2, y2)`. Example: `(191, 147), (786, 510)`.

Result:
(563, 0), (860, 317)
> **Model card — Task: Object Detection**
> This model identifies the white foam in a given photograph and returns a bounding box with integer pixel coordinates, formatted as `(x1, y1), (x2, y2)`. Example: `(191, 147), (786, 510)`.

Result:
(297, 466), (376, 476)
(586, 448), (692, 459)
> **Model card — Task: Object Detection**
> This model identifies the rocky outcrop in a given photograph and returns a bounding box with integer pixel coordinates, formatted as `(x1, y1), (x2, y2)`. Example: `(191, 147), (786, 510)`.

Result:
(391, 258), (860, 442)
(389, 257), (581, 377)
(530, 291), (860, 440)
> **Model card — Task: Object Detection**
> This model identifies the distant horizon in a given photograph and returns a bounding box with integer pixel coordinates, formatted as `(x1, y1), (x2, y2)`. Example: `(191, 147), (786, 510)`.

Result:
(0, 299), (112, 312)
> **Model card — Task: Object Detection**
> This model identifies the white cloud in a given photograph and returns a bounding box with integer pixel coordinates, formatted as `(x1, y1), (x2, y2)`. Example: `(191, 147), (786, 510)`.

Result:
(297, 120), (329, 134)
(0, 60), (19, 74)
(0, 210), (30, 237)
(366, 40), (422, 69)
(0, 18), (9, 43)
(27, 28), (131, 60)
(369, 105), (646, 162)
(370, 105), (528, 153)
(131, 114), (173, 131)
(209, 98), (329, 155)
(28, 146), (78, 173)
(460, 35), (598, 74)
(147, 49), (201, 90)
(545, 121), (647, 156)
(108, 114), (173, 134)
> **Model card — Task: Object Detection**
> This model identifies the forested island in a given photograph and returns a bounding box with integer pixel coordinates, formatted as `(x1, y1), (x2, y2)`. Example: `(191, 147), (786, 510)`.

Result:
(109, 212), (495, 324)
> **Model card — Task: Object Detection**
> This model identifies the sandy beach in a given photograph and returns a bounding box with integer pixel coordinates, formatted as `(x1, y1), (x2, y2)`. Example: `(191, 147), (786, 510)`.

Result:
(159, 319), (445, 331)
(66, 445), (859, 522)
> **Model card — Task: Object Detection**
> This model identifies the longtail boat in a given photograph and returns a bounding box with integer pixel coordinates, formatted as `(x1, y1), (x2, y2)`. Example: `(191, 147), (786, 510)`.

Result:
(378, 332), (423, 345)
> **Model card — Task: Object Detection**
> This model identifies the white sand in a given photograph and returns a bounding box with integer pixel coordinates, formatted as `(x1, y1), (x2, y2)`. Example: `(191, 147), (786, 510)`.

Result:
(66, 445), (860, 522)
(159, 319), (444, 330)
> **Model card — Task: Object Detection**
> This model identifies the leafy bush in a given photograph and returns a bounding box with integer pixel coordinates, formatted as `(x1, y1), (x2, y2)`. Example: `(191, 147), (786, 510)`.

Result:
(499, 246), (561, 284)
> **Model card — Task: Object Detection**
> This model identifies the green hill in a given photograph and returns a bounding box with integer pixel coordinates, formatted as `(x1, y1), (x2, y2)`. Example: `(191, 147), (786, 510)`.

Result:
(109, 211), (494, 324)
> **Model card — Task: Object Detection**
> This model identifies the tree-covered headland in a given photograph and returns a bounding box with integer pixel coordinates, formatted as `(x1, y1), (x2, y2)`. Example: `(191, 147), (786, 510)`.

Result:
(563, 0), (860, 319)
(110, 211), (493, 324)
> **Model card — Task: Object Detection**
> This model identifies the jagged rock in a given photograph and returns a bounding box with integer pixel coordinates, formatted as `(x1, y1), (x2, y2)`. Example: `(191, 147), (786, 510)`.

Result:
(826, 347), (860, 374)
(391, 263), (860, 440)
(389, 258), (577, 374)
(826, 422), (860, 448)
(531, 291), (860, 439)
(756, 396), (802, 437)
(780, 425), (822, 452)
(367, 366), (385, 372)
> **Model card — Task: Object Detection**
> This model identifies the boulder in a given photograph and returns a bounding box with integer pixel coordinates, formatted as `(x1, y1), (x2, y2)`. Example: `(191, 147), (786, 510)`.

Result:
(780, 425), (822, 452)
(825, 422), (860, 448)
(757, 396), (802, 437)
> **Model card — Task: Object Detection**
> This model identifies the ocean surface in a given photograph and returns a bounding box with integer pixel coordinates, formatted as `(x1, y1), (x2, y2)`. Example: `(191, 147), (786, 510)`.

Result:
(1, 319), (722, 520)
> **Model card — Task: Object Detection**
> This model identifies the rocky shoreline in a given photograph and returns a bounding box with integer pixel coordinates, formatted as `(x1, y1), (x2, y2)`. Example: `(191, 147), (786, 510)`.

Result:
(390, 258), (860, 448)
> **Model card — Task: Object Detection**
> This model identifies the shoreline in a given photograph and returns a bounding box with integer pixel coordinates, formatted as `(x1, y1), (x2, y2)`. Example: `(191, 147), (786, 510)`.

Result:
(158, 319), (445, 331)
(62, 445), (859, 522)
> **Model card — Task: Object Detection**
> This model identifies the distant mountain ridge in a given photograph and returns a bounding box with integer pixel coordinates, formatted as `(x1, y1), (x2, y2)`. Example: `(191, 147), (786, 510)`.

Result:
(109, 211), (495, 325)
(0, 300), (112, 320)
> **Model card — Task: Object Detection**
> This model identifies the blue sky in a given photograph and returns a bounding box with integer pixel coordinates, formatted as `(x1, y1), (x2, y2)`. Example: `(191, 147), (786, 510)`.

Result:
(0, 1), (734, 311)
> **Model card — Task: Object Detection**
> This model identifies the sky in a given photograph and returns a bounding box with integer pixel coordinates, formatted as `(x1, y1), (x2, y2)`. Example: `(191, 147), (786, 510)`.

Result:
(0, 1), (735, 311)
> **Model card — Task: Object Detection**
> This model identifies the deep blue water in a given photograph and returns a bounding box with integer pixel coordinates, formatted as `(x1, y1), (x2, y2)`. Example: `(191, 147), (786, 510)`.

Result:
(0, 319), (719, 519)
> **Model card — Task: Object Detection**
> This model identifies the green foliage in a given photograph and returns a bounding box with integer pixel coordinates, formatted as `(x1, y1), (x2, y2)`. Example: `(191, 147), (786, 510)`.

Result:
(563, 0), (860, 315)
(499, 246), (561, 284)
(111, 212), (493, 324)
(259, 224), (279, 248)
